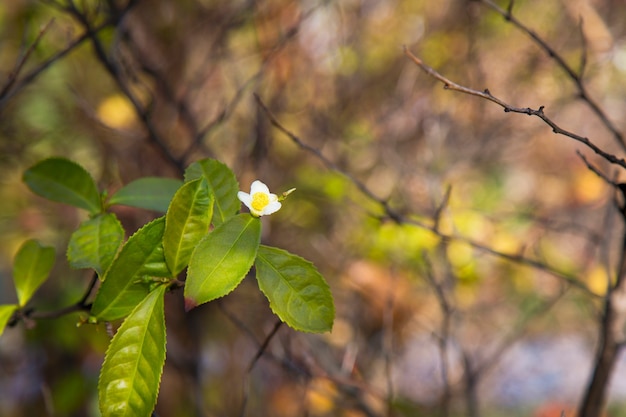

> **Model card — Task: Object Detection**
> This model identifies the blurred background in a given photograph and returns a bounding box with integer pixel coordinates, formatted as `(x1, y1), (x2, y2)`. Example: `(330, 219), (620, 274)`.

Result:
(1, 0), (625, 416)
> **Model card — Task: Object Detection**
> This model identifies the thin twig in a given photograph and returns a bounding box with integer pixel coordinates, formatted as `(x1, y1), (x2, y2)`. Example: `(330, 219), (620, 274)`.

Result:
(422, 253), (453, 417)
(255, 93), (595, 296)
(382, 267), (397, 414)
(576, 151), (618, 188)
(61, 1), (185, 173)
(404, 47), (626, 170)
(8, 271), (98, 326)
(0, 20), (113, 107)
(247, 320), (283, 372)
(476, 0), (626, 152)
(239, 320), (283, 417)
(0, 19), (55, 99)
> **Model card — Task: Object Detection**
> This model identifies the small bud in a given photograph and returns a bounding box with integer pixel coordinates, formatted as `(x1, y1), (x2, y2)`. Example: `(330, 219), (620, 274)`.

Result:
(279, 188), (296, 201)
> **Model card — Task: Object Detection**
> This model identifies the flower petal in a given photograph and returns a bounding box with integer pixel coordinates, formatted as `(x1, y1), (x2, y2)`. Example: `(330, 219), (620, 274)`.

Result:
(237, 191), (252, 209)
(262, 201), (282, 215)
(250, 180), (269, 195)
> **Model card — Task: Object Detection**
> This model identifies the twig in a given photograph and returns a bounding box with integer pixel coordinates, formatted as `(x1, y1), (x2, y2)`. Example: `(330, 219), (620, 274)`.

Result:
(422, 253), (453, 417)
(8, 271), (98, 327)
(382, 267), (397, 414)
(255, 93), (595, 296)
(0, 19), (54, 99)
(61, 1), (186, 173)
(403, 47), (626, 170)
(576, 151), (618, 188)
(239, 320), (283, 417)
(247, 320), (283, 372)
(0, 20), (113, 107)
(402, 37), (626, 417)
(433, 185), (452, 233)
(476, 0), (626, 152)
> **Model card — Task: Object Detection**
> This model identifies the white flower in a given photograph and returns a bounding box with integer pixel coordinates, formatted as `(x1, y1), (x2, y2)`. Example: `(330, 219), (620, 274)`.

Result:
(237, 180), (282, 217)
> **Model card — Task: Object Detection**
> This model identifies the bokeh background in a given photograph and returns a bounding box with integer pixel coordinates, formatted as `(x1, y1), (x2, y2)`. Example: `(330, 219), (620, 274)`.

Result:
(1, 0), (626, 416)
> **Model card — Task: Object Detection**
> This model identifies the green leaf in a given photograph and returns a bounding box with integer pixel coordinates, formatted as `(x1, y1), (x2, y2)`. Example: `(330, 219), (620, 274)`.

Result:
(23, 157), (101, 214)
(98, 285), (166, 417)
(184, 159), (239, 226)
(91, 217), (171, 321)
(163, 178), (213, 276)
(67, 213), (124, 277)
(184, 214), (260, 310)
(255, 246), (334, 333)
(13, 239), (56, 307)
(0, 305), (17, 337)
(108, 177), (183, 213)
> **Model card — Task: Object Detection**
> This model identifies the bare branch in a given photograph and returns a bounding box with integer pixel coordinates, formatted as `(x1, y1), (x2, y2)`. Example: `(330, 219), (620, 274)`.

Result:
(247, 320), (283, 373)
(0, 20), (114, 107)
(422, 253), (453, 417)
(476, 0), (626, 152)
(255, 93), (596, 296)
(576, 151), (618, 188)
(0, 19), (55, 99)
(61, 2), (186, 173)
(8, 271), (98, 327)
(403, 47), (626, 170)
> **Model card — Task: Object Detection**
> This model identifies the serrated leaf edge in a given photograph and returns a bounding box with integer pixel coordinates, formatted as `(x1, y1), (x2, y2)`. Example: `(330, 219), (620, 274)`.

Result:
(98, 285), (167, 417)
(23, 157), (101, 213)
(163, 178), (213, 275)
(185, 214), (260, 306)
(255, 245), (334, 333)
(91, 217), (168, 320)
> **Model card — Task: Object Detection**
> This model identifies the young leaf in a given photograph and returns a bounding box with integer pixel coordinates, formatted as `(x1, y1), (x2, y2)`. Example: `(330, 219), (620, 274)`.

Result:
(23, 157), (101, 214)
(13, 239), (56, 307)
(163, 178), (213, 275)
(0, 305), (17, 337)
(255, 245), (334, 333)
(108, 177), (183, 213)
(67, 213), (124, 277)
(98, 285), (167, 417)
(184, 158), (239, 226)
(91, 217), (171, 321)
(184, 214), (261, 310)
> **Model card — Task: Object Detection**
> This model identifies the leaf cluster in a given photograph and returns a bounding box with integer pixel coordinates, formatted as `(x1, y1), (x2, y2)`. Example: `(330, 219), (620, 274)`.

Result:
(1, 157), (334, 417)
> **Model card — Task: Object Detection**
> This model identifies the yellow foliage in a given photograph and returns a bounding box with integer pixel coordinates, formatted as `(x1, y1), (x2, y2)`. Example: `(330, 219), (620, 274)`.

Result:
(306, 378), (337, 415)
(369, 223), (439, 262)
(573, 169), (606, 204)
(587, 265), (610, 296)
(97, 94), (136, 129)
(451, 210), (492, 241)
(446, 240), (473, 268)
(491, 230), (520, 254)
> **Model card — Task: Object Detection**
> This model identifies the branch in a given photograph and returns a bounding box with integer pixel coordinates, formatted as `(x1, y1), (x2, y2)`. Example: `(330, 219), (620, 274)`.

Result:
(476, 0), (626, 152)
(0, 20), (114, 107)
(403, 47), (626, 171)
(8, 271), (98, 327)
(180, 3), (317, 162)
(239, 320), (283, 417)
(0, 19), (54, 99)
(255, 93), (595, 296)
(61, 1), (186, 173)
(422, 254), (453, 416)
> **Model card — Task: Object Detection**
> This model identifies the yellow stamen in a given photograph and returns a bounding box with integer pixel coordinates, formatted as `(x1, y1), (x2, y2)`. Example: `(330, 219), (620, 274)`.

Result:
(251, 192), (270, 211)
